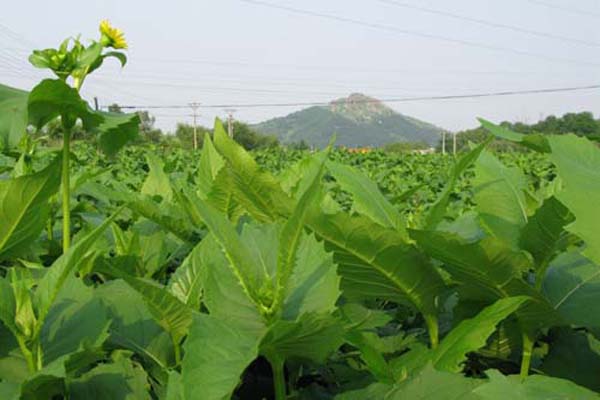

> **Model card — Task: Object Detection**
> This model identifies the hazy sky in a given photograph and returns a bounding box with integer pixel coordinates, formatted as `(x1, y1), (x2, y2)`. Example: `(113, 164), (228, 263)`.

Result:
(2, 0), (599, 132)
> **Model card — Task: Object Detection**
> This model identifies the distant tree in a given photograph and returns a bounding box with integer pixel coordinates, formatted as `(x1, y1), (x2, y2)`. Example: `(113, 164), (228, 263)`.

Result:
(384, 141), (429, 153)
(108, 103), (123, 113)
(232, 121), (279, 150)
(174, 123), (210, 148)
(136, 110), (163, 143)
(288, 140), (310, 150)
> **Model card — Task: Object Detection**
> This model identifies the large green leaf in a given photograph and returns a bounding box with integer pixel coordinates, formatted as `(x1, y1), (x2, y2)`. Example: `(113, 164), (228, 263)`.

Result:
(182, 314), (263, 400)
(0, 83), (28, 150)
(429, 296), (528, 372)
(33, 208), (121, 334)
(543, 251), (600, 328)
(424, 140), (489, 229)
(196, 133), (224, 198)
(327, 160), (406, 237)
(211, 118), (292, 221)
(69, 352), (152, 400)
(548, 134), (600, 265)
(95, 280), (174, 369)
(141, 153), (173, 202)
(260, 312), (344, 364)
(474, 369), (598, 399)
(519, 196), (574, 271)
(308, 211), (445, 346)
(168, 243), (204, 310)
(114, 275), (192, 351)
(473, 149), (529, 247)
(27, 79), (101, 130)
(94, 111), (139, 157)
(478, 118), (550, 153)
(541, 328), (600, 392)
(271, 153), (327, 315)
(177, 190), (263, 309)
(411, 230), (558, 333)
(0, 155), (61, 259)
(40, 276), (110, 366)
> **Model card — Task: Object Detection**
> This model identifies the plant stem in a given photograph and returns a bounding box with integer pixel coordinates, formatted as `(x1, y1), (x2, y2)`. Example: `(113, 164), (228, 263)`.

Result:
(269, 356), (287, 400)
(425, 315), (439, 349)
(520, 331), (534, 380)
(61, 128), (71, 252)
(172, 335), (181, 366)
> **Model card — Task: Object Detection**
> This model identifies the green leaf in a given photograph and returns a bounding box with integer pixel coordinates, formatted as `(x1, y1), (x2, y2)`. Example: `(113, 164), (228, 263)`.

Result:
(411, 230), (559, 333)
(182, 313), (263, 400)
(473, 149), (529, 247)
(27, 79), (101, 130)
(95, 111), (140, 157)
(69, 352), (152, 400)
(212, 118), (292, 221)
(327, 160), (407, 237)
(95, 280), (174, 369)
(0, 83), (29, 150)
(177, 190), (263, 309)
(0, 155), (61, 259)
(115, 276), (192, 348)
(478, 118), (550, 153)
(519, 197), (574, 269)
(548, 134), (600, 265)
(196, 133), (224, 198)
(168, 243), (204, 310)
(430, 296), (529, 372)
(260, 312), (344, 364)
(308, 211), (445, 346)
(271, 153), (327, 314)
(40, 277), (110, 366)
(33, 208), (121, 334)
(543, 251), (600, 328)
(541, 328), (600, 392)
(424, 140), (489, 229)
(141, 153), (172, 202)
(474, 369), (598, 399)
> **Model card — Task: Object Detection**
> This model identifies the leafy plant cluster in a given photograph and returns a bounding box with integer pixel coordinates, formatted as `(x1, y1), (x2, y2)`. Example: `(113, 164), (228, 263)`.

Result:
(1, 24), (600, 400)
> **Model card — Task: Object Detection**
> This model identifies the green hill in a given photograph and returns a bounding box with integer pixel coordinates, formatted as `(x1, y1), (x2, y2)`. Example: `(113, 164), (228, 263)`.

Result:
(253, 93), (443, 148)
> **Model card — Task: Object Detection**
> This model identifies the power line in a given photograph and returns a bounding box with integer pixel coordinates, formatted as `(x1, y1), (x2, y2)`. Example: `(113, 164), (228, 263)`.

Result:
(235, 0), (600, 68)
(524, 0), (600, 18)
(375, 0), (600, 47)
(100, 83), (600, 110)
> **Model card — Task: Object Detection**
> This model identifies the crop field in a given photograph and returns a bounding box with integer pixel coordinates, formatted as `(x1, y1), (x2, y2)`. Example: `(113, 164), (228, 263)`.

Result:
(1, 21), (600, 400)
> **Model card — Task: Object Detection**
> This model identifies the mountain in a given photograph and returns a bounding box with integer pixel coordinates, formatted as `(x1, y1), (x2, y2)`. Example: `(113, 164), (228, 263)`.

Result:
(253, 93), (443, 148)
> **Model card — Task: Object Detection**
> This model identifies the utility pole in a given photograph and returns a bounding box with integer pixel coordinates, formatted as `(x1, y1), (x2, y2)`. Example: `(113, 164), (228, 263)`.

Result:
(452, 132), (457, 155)
(225, 108), (236, 138)
(93, 97), (99, 111)
(189, 102), (201, 150)
(442, 131), (446, 155)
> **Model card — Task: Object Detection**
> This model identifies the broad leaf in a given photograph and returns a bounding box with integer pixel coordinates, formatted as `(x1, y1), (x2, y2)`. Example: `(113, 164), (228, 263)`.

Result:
(95, 111), (139, 157)
(548, 134), (600, 265)
(424, 140), (488, 229)
(168, 243), (204, 310)
(0, 83), (28, 150)
(327, 160), (407, 237)
(0, 155), (61, 259)
(141, 153), (173, 202)
(182, 314), (263, 400)
(473, 149), (529, 247)
(478, 118), (550, 153)
(27, 79), (101, 130)
(543, 251), (600, 328)
(474, 369), (598, 399)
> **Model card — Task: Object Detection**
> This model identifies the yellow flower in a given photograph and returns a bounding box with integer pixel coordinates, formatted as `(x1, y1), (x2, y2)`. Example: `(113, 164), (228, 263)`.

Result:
(99, 20), (128, 49)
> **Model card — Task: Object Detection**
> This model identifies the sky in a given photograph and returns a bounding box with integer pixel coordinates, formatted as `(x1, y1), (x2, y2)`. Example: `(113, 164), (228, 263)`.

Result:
(2, 0), (599, 133)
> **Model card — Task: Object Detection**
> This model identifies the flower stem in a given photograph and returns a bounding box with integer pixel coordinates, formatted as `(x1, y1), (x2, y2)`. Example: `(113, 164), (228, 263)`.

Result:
(269, 356), (287, 400)
(61, 128), (71, 252)
(520, 331), (534, 380)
